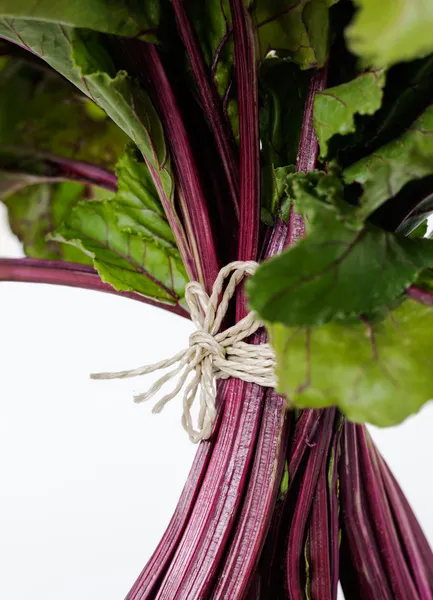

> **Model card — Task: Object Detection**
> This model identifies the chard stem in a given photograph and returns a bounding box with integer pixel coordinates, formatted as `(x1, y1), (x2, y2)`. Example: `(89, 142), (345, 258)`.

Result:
(0, 258), (190, 318)
(170, 0), (240, 218)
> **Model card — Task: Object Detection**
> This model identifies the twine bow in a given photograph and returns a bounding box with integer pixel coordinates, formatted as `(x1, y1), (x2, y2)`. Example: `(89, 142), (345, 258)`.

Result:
(91, 261), (277, 443)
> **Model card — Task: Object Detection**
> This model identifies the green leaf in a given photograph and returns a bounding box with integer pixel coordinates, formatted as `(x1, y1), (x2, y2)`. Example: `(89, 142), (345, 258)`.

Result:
(45, 148), (188, 303)
(112, 147), (176, 247)
(313, 70), (386, 158)
(0, 22), (190, 266)
(369, 54), (433, 148)
(248, 171), (433, 326)
(0, 22), (175, 200)
(259, 58), (311, 167)
(0, 0), (159, 39)
(260, 164), (295, 224)
(344, 105), (433, 219)
(251, 0), (335, 69)
(269, 298), (433, 427)
(0, 60), (127, 168)
(3, 181), (93, 262)
(51, 200), (187, 304)
(346, 0), (433, 68)
(184, 1), (233, 97)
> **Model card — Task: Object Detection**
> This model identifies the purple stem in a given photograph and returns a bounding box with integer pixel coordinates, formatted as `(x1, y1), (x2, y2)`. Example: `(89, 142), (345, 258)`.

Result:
(0, 258), (189, 318)
(142, 45), (220, 293)
(284, 64), (328, 246)
(406, 285), (433, 306)
(309, 457), (332, 599)
(285, 409), (336, 600)
(210, 392), (291, 599)
(373, 442), (433, 598)
(329, 417), (343, 599)
(46, 155), (118, 191)
(1, 148), (118, 192)
(126, 380), (226, 599)
(356, 426), (419, 600)
(339, 423), (393, 599)
(229, 0), (260, 266)
(170, 0), (240, 218)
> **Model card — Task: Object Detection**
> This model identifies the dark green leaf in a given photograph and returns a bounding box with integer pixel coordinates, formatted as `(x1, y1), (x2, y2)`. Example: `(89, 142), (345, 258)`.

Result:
(248, 172), (433, 326)
(344, 105), (433, 219)
(0, 21), (175, 199)
(369, 54), (433, 148)
(313, 69), (386, 158)
(269, 298), (433, 426)
(259, 58), (311, 167)
(0, 59), (127, 168)
(260, 164), (295, 223)
(0, 0), (159, 39)
(346, 0), (433, 68)
(251, 0), (336, 69)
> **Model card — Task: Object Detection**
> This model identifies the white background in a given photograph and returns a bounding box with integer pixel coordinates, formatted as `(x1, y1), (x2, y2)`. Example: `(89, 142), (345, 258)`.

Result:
(0, 202), (432, 599)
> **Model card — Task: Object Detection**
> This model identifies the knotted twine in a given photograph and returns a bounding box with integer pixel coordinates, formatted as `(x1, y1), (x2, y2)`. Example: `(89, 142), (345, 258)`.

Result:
(91, 261), (277, 443)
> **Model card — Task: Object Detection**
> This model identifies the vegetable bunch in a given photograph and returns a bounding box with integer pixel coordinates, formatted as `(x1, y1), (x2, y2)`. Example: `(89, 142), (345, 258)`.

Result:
(1, 0), (433, 598)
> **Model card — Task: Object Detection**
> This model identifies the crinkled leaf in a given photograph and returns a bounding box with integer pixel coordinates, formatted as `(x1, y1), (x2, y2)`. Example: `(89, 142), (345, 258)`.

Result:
(344, 105), (433, 219)
(248, 171), (433, 326)
(0, 0), (159, 39)
(260, 164), (295, 224)
(346, 0), (433, 68)
(112, 148), (175, 247)
(3, 181), (93, 262)
(269, 298), (433, 426)
(251, 0), (336, 69)
(314, 70), (386, 158)
(51, 200), (187, 304)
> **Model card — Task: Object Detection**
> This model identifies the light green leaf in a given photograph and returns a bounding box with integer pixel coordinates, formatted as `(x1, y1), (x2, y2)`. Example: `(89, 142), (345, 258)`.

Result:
(346, 0), (433, 68)
(344, 105), (433, 218)
(51, 200), (187, 304)
(270, 298), (433, 426)
(248, 171), (433, 326)
(0, 0), (159, 39)
(112, 148), (175, 247)
(314, 70), (386, 158)
(260, 164), (295, 224)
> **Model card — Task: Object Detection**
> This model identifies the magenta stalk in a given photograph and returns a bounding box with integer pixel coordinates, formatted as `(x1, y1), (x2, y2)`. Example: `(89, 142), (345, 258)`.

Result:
(0, 258), (190, 318)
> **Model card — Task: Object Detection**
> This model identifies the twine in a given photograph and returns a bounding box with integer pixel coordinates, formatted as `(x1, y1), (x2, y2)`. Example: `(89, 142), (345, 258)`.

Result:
(91, 261), (277, 443)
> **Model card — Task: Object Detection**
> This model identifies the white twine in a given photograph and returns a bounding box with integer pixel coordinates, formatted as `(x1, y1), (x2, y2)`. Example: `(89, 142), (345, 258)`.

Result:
(91, 261), (277, 443)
